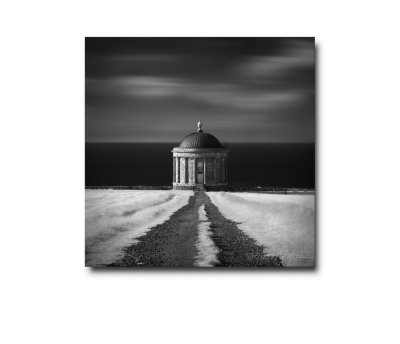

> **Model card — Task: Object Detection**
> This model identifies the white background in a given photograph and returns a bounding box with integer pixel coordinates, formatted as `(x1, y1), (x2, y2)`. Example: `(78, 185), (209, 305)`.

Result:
(1, 1), (399, 343)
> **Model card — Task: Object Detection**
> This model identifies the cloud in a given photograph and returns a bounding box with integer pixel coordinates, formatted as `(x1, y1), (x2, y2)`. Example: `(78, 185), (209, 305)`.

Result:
(85, 38), (315, 142)
(87, 75), (304, 111)
(237, 39), (315, 79)
(118, 76), (183, 97)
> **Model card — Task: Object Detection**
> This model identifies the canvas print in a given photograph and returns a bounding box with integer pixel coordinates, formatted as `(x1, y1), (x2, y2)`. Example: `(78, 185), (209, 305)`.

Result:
(85, 37), (315, 268)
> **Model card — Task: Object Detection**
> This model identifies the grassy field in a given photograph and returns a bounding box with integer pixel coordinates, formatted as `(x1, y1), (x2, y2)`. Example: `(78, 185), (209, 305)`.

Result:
(85, 189), (315, 267)
(207, 192), (315, 267)
(85, 189), (193, 266)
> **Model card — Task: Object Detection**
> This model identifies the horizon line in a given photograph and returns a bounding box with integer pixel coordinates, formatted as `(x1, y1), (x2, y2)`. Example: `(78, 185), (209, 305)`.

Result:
(85, 141), (315, 144)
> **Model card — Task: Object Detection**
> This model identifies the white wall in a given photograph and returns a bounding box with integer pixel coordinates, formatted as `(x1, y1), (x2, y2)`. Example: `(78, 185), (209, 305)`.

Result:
(1, 1), (400, 344)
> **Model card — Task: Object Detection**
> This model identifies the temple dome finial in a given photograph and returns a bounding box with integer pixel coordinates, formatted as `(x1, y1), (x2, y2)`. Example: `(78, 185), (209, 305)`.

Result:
(197, 120), (202, 132)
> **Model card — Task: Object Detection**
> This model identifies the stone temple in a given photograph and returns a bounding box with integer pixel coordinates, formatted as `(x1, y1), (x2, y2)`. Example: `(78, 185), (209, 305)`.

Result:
(172, 121), (229, 190)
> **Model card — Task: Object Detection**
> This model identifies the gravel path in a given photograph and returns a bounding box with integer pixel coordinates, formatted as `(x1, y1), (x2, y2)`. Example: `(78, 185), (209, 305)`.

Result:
(110, 192), (283, 267)
(203, 194), (283, 267)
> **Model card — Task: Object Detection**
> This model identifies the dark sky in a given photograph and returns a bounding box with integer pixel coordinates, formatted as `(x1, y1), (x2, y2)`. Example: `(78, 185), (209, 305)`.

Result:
(86, 38), (315, 143)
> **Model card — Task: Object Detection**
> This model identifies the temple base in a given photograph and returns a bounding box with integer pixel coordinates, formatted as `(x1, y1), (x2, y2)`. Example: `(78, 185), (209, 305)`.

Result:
(172, 183), (228, 191)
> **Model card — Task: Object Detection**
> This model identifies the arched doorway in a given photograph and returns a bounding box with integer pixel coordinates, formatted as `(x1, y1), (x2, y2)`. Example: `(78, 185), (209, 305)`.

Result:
(196, 159), (204, 184)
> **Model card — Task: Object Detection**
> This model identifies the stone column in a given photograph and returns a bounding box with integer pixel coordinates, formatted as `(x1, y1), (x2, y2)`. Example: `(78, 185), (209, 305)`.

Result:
(221, 156), (226, 183)
(188, 158), (195, 184)
(194, 158), (197, 184)
(180, 157), (186, 184)
(207, 157), (214, 184)
(186, 157), (189, 183)
(215, 156), (220, 184)
(225, 155), (228, 184)
(213, 156), (217, 185)
(173, 157), (176, 183)
(203, 157), (207, 184)
(175, 157), (179, 183)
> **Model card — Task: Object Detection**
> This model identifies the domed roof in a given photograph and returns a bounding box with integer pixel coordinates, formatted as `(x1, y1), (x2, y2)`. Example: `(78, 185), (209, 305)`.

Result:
(178, 121), (223, 149)
(179, 131), (222, 148)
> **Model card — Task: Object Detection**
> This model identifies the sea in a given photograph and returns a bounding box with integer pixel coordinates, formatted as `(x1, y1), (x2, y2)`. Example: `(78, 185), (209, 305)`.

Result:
(85, 143), (315, 188)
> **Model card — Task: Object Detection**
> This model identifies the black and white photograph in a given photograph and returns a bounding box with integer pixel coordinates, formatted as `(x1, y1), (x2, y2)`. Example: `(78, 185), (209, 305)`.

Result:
(85, 37), (315, 268)
(2, 2), (400, 344)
